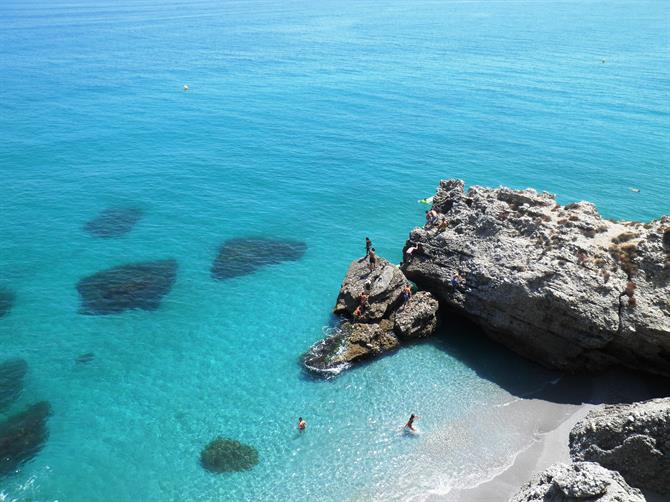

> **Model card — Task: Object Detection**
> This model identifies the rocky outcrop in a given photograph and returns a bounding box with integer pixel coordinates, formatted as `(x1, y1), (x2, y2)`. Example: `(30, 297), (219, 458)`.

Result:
(303, 256), (438, 375)
(395, 291), (439, 339)
(569, 398), (670, 494)
(402, 179), (670, 376)
(511, 462), (646, 502)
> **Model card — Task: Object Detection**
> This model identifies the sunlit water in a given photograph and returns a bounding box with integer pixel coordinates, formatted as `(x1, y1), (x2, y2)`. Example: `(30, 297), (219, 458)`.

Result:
(1, 0), (668, 500)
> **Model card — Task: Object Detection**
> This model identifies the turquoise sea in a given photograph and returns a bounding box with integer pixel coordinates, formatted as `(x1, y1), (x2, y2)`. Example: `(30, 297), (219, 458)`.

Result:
(1, 0), (669, 500)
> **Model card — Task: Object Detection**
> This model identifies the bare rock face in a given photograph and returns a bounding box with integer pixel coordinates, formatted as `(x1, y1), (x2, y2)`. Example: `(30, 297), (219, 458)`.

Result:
(395, 291), (439, 339)
(303, 256), (439, 375)
(569, 398), (670, 494)
(402, 179), (670, 376)
(334, 257), (409, 322)
(511, 462), (646, 502)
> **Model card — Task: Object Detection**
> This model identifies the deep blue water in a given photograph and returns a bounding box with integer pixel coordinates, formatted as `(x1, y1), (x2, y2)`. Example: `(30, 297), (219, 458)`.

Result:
(1, 0), (668, 500)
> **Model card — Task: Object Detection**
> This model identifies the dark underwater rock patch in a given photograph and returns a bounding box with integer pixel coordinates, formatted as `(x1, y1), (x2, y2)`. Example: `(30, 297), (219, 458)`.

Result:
(200, 437), (259, 473)
(76, 259), (178, 315)
(0, 401), (52, 477)
(211, 238), (307, 280)
(75, 352), (95, 364)
(0, 289), (15, 318)
(0, 358), (28, 412)
(84, 207), (143, 238)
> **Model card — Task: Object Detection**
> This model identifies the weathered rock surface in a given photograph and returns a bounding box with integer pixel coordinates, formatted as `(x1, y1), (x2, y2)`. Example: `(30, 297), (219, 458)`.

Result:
(303, 256), (438, 375)
(402, 179), (670, 376)
(395, 291), (439, 339)
(569, 398), (670, 494)
(77, 259), (178, 315)
(511, 462), (646, 502)
(334, 257), (409, 322)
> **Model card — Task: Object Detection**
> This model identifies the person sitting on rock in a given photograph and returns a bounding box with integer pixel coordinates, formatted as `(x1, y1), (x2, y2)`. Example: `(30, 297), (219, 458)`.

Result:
(425, 209), (439, 228)
(365, 237), (372, 257)
(436, 215), (449, 231)
(353, 305), (362, 318)
(451, 272), (465, 289)
(401, 285), (412, 304)
(368, 248), (377, 271)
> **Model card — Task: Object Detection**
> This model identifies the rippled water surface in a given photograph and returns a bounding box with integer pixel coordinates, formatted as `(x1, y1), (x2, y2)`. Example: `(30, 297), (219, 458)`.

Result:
(1, 0), (668, 500)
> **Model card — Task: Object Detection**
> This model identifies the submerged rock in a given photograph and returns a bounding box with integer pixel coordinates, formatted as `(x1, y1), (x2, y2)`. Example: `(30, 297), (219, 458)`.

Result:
(77, 259), (178, 315)
(75, 352), (95, 364)
(569, 397), (670, 494)
(84, 207), (143, 238)
(302, 321), (399, 374)
(200, 437), (259, 473)
(211, 238), (307, 280)
(0, 288), (15, 318)
(511, 462), (645, 502)
(0, 358), (27, 412)
(394, 291), (439, 339)
(334, 257), (409, 322)
(402, 179), (670, 376)
(0, 401), (52, 477)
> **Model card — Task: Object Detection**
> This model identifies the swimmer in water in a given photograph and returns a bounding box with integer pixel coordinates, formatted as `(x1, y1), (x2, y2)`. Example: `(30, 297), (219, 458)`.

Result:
(405, 414), (419, 432)
(298, 417), (307, 431)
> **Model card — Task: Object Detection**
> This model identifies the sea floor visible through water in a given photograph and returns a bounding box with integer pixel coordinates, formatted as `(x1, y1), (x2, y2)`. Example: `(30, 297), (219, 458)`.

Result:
(1, 0), (669, 500)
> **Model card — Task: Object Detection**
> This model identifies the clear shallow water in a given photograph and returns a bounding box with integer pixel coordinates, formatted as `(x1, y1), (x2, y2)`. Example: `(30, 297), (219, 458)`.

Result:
(0, 0), (668, 500)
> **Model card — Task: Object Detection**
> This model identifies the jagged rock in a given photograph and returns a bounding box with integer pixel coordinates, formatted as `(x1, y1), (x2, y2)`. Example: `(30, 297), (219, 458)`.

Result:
(302, 321), (399, 375)
(77, 259), (178, 315)
(84, 207), (143, 238)
(0, 288), (15, 318)
(0, 358), (27, 412)
(511, 462), (645, 502)
(200, 437), (259, 473)
(394, 291), (439, 339)
(569, 398), (670, 494)
(0, 401), (52, 477)
(402, 179), (670, 376)
(334, 257), (409, 322)
(211, 238), (306, 280)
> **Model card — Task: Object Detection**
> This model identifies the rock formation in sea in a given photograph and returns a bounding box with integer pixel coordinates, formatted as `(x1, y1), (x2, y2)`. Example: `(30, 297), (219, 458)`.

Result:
(211, 237), (307, 280)
(303, 256), (438, 374)
(76, 259), (178, 315)
(569, 397), (670, 495)
(0, 401), (52, 477)
(402, 179), (670, 376)
(0, 358), (28, 412)
(200, 437), (259, 473)
(75, 352), (95, 364)
(0, 288), (15, 318)
(84, 207), (144, 238)
(511, 462), (646, 502)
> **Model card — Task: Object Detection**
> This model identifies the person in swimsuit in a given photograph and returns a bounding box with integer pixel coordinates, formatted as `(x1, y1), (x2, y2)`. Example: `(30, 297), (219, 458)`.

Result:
(369, 248), (377, 271)
(298, 417), (307, 431)
(405, 414), (419, 432)
(365, 237), (372, 257)
(401, 285), (412, 303)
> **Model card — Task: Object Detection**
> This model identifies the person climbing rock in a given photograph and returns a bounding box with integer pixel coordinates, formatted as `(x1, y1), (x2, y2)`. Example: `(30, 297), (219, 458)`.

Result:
(401, 285), (412, 304)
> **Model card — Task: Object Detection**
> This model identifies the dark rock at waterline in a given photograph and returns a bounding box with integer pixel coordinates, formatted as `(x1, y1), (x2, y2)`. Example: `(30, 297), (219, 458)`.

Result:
(0, 289), (15, 318)
(0, 401), (52, 477)
(303, 321), (399, 375)
(75, 353), (95, 364)
(84, 207), (143, 238)
(0, 359), (28, 412)
(200, 437), (259, 473)
(570, 397), (670, 494)
(211, 238), (306, 280)
(77, 259), (177, 315)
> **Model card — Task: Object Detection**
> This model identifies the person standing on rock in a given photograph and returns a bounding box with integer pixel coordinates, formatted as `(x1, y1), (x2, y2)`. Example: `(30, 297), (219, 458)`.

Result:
(365, 237), (372, 257)
(401, 285), (412, 304)
(368, 248), (377, 272)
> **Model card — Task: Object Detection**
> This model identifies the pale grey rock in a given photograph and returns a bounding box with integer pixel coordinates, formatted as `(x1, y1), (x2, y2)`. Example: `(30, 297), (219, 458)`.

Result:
(570, 398), (670, 494)
(394, 291), (439, 339)
(511, 462), (646, 502)
(402, 179), (670, 376)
